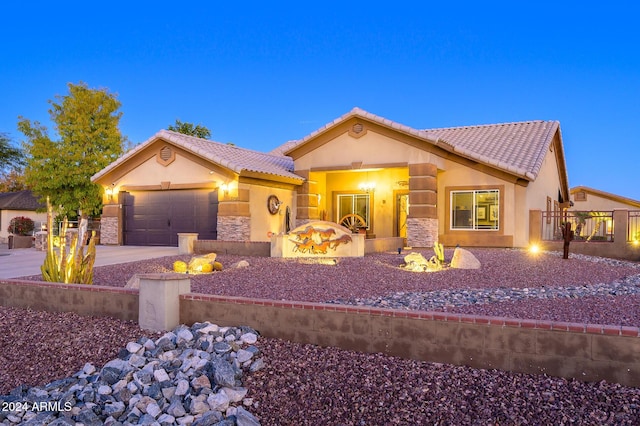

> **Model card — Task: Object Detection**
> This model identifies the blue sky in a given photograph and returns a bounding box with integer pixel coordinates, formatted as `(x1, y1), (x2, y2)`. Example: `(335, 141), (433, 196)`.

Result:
(2, 2), (639, 200)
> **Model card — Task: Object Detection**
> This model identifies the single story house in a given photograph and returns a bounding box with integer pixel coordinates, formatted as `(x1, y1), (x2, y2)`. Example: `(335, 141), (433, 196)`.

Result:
(570, 186), (640, 211)
(567, 186), (640, 243)
(91, 107), (570, 248)
(0, 190), (46, 243)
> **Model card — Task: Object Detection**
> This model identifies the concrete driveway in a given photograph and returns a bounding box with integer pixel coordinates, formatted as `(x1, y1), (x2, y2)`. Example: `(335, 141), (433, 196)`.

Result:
(0, 244), (179, 279)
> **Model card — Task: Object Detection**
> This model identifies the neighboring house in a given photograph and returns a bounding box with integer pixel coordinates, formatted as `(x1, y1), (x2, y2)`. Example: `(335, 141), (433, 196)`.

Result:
(568, 186), (640, 243)
(0, 190), (47, 243)
(91, 107), (570, 248)
(570, 186), (640, 211)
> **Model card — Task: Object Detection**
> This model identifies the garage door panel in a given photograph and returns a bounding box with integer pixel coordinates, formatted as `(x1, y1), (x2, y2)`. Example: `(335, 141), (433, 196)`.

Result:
(122, 189), (218, 246)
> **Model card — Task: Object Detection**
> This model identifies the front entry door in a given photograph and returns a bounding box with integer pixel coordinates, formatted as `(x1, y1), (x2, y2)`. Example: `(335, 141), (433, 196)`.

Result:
(396, 192), (409, 240)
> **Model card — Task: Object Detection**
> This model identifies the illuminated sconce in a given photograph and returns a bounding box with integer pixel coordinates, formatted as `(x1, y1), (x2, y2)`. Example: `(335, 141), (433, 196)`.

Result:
(359, 182), (376, 193)
(219, 182), (229, 197)
(316, 194), (322, 204)
(105, 184), (116, 201)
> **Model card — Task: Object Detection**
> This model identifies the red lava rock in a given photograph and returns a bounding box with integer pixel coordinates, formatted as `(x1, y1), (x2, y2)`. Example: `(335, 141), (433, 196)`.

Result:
(7, 249), (640, 424)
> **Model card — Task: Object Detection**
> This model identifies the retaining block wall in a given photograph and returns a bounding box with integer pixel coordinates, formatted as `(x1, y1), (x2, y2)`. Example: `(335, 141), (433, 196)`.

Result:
(1, 279), (638, 387)
(0, 279), (138, 321)
(180, 294), (640, 387)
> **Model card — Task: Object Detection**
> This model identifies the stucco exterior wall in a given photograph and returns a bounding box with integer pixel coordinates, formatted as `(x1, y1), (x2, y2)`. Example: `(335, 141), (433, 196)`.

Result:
(437, 159), (519, 246)
(113, 152), (225, 191)
(525, 143), (565, 202)
(293, 130), (444, 171)
(247, 184), (296, 241)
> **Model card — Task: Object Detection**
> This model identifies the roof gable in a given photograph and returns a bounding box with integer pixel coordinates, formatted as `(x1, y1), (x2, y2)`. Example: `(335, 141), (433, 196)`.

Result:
(92, 130), (304, 184)
(280, 107), (562, 182)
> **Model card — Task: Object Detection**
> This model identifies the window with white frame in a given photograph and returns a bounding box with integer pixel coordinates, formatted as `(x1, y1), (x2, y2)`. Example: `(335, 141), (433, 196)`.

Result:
(337, 194), (371, 229)
(450, 189), (499, 230)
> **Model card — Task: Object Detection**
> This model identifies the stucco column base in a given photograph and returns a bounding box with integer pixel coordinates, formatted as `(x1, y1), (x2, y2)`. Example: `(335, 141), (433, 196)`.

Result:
(178, 233), (199, 254)
(139, 273), (191, 332)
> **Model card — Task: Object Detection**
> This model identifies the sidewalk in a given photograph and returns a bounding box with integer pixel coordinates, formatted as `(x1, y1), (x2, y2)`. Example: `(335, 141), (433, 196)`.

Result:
(0, 244), (178, 279)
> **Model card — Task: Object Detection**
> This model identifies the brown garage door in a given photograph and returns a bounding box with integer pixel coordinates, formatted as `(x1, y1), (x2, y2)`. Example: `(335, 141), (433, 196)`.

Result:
(122, 189), (218, 246)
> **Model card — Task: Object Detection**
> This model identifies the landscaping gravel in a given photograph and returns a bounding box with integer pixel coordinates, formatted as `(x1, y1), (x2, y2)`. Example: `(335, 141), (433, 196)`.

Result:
(1, 321), (262, 425)
(3, 248), (640, 424)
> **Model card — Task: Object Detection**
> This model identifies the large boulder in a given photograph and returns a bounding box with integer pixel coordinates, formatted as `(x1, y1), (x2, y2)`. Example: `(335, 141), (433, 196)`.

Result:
(450, 247), (481, 269)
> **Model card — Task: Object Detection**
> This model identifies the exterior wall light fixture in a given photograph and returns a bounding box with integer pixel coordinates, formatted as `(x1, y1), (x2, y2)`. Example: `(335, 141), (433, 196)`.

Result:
(359, 182), (376, 193)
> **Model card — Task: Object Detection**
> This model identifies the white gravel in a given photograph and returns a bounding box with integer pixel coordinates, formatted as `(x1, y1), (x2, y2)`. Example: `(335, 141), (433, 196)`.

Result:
(4, 248), (640, 424)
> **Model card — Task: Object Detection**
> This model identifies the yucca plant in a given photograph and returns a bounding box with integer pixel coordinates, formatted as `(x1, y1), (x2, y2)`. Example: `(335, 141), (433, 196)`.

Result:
(41, 197), (96, 284)
(425, 242), (446, 271)
(433, 242), (445, 265)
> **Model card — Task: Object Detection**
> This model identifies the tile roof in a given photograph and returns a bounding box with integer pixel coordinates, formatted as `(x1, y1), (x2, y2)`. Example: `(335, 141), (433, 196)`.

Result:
(280, 107), (561, 181)
(0, 190), (44, 210)
(93, 108), (563, 186)
(92, 130), (304, 183)
(424, 120), (560, 181)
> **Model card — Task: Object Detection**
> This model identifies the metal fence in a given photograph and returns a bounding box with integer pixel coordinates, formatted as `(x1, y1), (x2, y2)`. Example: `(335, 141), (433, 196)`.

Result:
(6, 218), (101, 241)
(629, 210), (640, 242)
(541, 211), (614, 242)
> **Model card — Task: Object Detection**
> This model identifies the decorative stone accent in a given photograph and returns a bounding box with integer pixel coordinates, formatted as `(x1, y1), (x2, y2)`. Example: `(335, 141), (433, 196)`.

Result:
(100, 216), (119, 245)
(35, 231), (48, 251)
(407, 217), (438, 248)
(217, 216), (251, 241)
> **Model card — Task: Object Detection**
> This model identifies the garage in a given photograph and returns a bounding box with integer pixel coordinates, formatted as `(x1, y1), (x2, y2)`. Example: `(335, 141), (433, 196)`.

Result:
(122, 189), (218, 246)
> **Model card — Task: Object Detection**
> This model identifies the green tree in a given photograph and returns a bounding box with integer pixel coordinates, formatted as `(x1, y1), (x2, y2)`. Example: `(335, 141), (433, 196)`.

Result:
(0, 133), (26, 192)
(168, 119), (212, 139)
(18, 82), (126, 218)
(0, 169), (27, 192)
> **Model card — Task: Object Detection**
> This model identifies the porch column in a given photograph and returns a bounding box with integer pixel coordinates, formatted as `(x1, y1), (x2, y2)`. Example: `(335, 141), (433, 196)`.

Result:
(407, 163), (438, 247)
(217, 187), (251, 241)
(294, 170), (319, 227)
(100, 203), (122, 245)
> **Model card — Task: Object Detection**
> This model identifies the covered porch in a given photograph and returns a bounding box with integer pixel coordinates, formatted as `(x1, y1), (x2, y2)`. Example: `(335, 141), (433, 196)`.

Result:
(293, 162), (439, 249)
